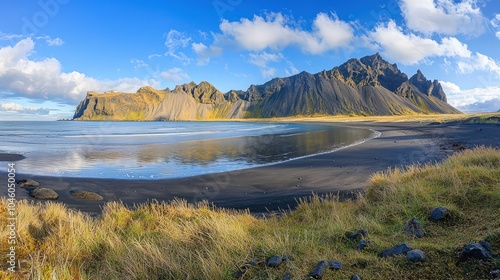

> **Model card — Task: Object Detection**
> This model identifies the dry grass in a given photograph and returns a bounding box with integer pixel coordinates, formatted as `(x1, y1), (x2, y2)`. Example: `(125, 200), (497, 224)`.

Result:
(1, 147), (499, 279)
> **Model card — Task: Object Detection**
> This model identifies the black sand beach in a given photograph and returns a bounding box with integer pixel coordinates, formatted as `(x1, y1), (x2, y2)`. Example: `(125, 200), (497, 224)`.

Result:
(1, 121), (498, 215)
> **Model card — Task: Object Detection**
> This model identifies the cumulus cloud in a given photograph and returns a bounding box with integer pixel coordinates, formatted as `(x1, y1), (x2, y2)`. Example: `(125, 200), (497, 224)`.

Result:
(248, 52), (283, 68)
(0, 102), (50, 115)
(191, 42), (222, 65)
(160, 68), (189, 82)
(370, 21), (471, 64)
(0, 38), (159, 103)
(457, 52), (500, 77)
(400, 0), (486, 36)
(441, 81), (500, 111)
(164, 29), (192, 65)
(219, 12), (354, 54)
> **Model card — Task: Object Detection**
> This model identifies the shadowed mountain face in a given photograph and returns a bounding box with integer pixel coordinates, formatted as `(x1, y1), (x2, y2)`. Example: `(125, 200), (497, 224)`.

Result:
(73, 54), (460, 120)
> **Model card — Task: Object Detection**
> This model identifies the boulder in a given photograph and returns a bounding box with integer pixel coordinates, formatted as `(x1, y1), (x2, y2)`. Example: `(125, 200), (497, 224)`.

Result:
(29, 187), (58, 200)
(458, 241), (493, 263)
(328, 260), (342, 270)
(267, 255), (283, 268)
(430, 206), (448, 221)
(70, 191), (103, 200)
(356, 240), (369, 251)
(17, 179), (40, 188)
(404, 217), (425, 238)
(351, 275), (362, 280)
(380, 243), (412, 258)
(348, 229), (368, 240)
(407, 249), (425, 262)
(307, 261), (329, 279)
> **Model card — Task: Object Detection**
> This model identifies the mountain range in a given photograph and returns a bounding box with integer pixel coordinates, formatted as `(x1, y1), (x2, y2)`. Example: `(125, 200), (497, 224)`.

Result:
(73, 53), (460, 120)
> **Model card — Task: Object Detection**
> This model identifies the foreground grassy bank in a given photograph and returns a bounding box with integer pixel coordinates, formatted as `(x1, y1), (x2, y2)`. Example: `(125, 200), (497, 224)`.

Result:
(1, 147), (499, 279)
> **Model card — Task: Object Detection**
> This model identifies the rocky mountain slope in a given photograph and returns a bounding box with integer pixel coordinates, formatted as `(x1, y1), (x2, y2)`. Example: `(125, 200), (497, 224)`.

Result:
(73, 53), (460, 120)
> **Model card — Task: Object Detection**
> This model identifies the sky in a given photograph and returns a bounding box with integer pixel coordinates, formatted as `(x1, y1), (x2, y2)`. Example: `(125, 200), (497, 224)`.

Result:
(0, 0), (499, 120)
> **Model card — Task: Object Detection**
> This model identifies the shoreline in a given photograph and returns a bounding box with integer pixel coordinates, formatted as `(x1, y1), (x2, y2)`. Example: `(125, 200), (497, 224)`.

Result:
(1, 120), (499, 215)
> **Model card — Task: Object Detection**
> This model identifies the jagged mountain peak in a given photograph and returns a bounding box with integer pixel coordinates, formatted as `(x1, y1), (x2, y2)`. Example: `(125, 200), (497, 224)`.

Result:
(73, 53), (459, 121)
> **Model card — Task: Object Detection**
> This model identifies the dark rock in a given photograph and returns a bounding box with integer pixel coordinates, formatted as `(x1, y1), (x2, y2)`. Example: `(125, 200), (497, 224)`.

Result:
(458, 241), (493, 262)
(328, 260), (342, 270)
(380, 243), (412, 257)
(267, 255), (283, 268)
(404, 217), (425, 238)
(490, 269), (500, 279)
(348, 229), (368, 240)
(430, 206), (448, 221)
(70, 191), (103, 200)
(356, 240), (369, 250)
(17, 178), (40, 188)
(282, 271), (292, 280)
(29, 187), (58, 200)
(240, 259), (257, 270)
(407, 249), (425, 262)
(351, 275), (362, 280)
(307, 260), (329, 279)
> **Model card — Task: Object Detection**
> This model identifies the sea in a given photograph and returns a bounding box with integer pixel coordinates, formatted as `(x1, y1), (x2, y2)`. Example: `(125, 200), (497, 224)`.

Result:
(0, 121), (375, 179)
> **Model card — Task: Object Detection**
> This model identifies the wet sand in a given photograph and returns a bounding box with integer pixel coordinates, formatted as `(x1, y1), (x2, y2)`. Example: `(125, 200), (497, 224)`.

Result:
(1, 121), (498, 215)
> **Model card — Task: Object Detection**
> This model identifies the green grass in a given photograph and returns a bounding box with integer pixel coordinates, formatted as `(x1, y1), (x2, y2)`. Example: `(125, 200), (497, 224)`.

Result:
(1, 147), (499, 279)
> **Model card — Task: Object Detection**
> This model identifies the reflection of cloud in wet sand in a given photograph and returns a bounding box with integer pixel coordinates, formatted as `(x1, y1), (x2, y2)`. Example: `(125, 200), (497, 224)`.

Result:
(17, 127), (373, 178)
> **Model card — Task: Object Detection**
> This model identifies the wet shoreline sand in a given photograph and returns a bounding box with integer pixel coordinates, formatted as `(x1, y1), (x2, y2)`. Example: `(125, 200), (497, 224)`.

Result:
(1, 120), (498, 215)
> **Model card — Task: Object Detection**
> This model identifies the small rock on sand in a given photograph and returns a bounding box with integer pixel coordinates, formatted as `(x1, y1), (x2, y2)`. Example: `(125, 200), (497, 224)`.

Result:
(17, 179), (40, 188)
(70, 191), (103, 200)
(29, 187), (58, 200)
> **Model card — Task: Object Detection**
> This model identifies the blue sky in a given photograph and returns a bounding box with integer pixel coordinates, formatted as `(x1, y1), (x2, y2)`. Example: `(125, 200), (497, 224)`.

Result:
(1, 0), (499, 120)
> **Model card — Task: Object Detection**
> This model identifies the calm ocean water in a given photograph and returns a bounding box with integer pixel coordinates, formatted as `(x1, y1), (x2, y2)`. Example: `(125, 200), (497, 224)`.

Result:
(0, 121), (375, 179)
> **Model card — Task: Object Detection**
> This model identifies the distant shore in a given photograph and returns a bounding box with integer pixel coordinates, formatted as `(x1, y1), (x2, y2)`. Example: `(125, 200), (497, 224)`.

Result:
(1, 118), (499, 215)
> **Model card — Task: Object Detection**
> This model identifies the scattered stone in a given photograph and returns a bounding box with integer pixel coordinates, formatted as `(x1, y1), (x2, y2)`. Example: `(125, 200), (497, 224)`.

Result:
(70, 191), (103, 200)
(348, 229), (368, 240)
(458, 241), (493, 263)
(240, 259), (258, 270)
(407, 249), (425, 262)
(29, 187), (59, 200)
(307, 260), (329, 279)
(282, 271), (292, 280)
(17, 178), (40, 188)
(430, 206), (449, 221)
(327, 260), (342, 270)
(267, 255), (283, 268)
(380, 243), (412, 258)
(356, 240), (369, 251)
(490, 269), (500, 279)
(404, 217), (425, 238)
(351, 275), (362, 280)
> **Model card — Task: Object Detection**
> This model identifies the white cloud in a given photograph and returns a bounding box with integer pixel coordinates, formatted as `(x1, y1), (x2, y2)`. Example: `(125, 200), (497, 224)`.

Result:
(0, 102), (50, 115)
(261, 67), (276, 78)
(160, 68), (189, 82)
(0, 38), (159, 103)
(164, 29), (192, 65)
(456, 98), (500, 112)
(492, 14), (500, 40)
(370, 21), (471, 64)
(399, 0), (486, 36)
(191, 42), (222, 65)
(457, 52), (500, 77)
(130, 59), (148, 69)
(248, 52), (283, 68)
(496, 32), (500, 40)
(440, 81), (461, 94)
(219, 12), (354, 54)
(442, 82), (500, 111)
(46, 37), (64, 46)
